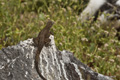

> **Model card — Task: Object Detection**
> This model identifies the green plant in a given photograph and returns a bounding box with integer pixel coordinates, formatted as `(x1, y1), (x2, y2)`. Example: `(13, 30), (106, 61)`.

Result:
(0, 0), (119, 79)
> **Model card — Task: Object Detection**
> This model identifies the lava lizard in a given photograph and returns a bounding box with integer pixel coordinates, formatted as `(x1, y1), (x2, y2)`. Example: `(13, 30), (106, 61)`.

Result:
(33, 20), (54, 80)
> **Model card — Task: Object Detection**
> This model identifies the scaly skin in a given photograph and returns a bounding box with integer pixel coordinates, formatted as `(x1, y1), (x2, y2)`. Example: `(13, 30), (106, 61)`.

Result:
(33, 20), (54, 80)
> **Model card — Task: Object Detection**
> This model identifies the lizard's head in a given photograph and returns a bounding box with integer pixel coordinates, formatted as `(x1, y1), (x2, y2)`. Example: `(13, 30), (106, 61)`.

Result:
(46, 20), (54, 28)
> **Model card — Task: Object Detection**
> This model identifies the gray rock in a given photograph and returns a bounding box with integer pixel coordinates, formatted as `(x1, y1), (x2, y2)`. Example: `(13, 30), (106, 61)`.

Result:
(0, 35), (113, 80)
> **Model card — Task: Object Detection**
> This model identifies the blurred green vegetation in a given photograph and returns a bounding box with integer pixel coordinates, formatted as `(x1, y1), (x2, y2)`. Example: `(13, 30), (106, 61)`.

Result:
(0, 0), (120, 79)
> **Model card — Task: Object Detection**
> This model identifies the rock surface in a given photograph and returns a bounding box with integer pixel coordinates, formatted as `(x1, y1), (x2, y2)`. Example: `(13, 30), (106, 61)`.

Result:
(0, 35), (113, 80)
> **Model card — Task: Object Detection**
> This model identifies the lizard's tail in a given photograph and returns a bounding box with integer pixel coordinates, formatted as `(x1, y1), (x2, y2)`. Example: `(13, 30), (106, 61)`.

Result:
(35, 53), (47, 80)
